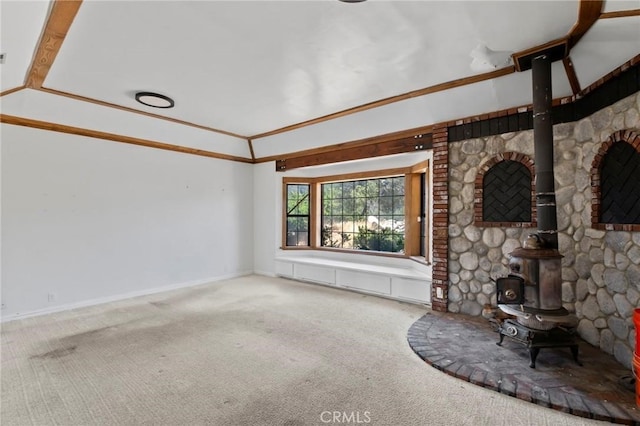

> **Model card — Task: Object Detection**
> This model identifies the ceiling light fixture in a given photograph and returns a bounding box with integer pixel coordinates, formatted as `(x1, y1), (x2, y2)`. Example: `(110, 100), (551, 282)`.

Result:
(135, 92), (175, 108)
(339, 0), (367, 3)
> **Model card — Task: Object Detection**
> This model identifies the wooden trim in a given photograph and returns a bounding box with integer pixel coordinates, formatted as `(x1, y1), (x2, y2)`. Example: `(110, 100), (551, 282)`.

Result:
(274, 135), (431, 172)
(256, 124), (433, 164)
(283, 167), (412, 184)
(511, 37), (569, 72)
(247, 139), (256, 161)
(0, 86), (26, 97)
(404, 173), (422, 257)
(38, 88), (247, 139)
(563, 56), (581, 95)
(0, 114), (253, 163)
(600, 9), (640, 19)
(250, 67), (514, 140)
(283, 177), (317, 184)
(257, 125), (433, 171)
(25, 0), (83, 88)
(410, 160), (430, 174)
(423, 162), (431, 263)
(281, 182), (288, 249)
(310, 167), (412, 184)
(310, 182), (319, 248)
(281, 180), (316, 248)
(568, 0), (604, 48)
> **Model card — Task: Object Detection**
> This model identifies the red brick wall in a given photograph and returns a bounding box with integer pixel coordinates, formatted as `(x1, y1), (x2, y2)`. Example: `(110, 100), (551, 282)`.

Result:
(431, 124), (449, 311)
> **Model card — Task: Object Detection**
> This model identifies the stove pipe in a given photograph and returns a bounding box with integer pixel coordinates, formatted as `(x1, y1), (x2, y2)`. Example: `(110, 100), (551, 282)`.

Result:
(532, 55), (558, 249)
(498, 54), (571, 321)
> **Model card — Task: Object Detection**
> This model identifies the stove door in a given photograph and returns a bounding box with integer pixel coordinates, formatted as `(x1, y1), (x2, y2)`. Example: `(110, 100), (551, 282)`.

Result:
(497, 275), (525, 304)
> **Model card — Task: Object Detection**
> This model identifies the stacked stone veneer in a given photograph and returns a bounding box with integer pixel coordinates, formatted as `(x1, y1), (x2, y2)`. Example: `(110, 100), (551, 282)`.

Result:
(447, 92), (640, 369)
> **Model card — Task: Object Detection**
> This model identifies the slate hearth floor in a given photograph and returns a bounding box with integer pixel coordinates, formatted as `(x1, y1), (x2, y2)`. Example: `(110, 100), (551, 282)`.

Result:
(407, 311), (640, 425)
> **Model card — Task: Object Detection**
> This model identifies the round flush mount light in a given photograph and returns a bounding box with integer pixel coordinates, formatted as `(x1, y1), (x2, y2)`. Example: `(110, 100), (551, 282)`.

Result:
(135, 92), (175, 108)
(339, 0), (367, 2)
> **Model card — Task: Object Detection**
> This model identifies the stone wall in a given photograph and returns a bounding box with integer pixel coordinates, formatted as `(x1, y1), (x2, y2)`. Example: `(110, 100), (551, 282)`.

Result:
(447, 92), (640, 369)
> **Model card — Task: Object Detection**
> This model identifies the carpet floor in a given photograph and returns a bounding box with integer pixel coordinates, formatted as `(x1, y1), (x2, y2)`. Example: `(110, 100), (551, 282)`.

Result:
(1, 275), (606, 425)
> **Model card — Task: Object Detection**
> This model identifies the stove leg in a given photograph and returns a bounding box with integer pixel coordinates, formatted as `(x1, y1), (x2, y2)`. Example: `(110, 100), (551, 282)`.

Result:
(497, 332), (505, 346)
(529, 347), (540, 368)
(570, 345), (582, 366)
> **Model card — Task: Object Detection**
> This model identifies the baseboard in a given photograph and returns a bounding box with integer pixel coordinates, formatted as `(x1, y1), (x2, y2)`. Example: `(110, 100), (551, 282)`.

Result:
(0, 271), (252, 323)
(253, 270), (277, 277)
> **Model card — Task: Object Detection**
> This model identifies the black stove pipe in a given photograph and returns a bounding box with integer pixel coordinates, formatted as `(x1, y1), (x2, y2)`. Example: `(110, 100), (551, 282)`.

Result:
(532, 55), (558, 250)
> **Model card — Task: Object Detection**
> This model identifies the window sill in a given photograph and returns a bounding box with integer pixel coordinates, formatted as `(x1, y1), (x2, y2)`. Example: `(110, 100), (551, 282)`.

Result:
(274, 251), (432, 304)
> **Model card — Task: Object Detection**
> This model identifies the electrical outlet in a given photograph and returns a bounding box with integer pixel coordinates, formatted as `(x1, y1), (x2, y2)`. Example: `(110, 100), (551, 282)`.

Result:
(1, 303), (5, 310)
(47, 293), (56, 302)
(0, 53), (5, 64)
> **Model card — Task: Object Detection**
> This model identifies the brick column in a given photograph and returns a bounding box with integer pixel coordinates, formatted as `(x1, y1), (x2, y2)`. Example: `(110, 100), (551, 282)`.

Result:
(431, 124), (449, 311)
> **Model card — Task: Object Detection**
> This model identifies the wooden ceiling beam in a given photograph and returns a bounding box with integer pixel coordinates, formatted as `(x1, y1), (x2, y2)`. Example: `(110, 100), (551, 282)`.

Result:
(255, 125), (433, 171)
(563, 56), (581, 95)
(0, 86), (26, 97)
(0, 114), (253, 163)
(568, 0), (604, 49)
(600, 9), (640, 19)
(25, 0), (83, 88)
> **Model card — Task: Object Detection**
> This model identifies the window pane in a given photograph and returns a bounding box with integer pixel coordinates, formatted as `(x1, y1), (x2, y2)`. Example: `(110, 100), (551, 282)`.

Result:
(366, 198), (379, 216)
(392, 177), (404, 195)
(393, 197), (404, 215)
(379, 197), (394, 215)
(297, 232), (309, 247)
(331, 199), (343, 215)
(343, 181), (355, 195)
(331, 182), (343, 198)
(366, 180), (380, 197)
(287, 232), (298, 246)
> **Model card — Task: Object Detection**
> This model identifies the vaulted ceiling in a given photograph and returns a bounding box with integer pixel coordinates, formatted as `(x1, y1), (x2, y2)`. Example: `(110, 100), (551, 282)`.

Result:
(1, 0), (639, 162)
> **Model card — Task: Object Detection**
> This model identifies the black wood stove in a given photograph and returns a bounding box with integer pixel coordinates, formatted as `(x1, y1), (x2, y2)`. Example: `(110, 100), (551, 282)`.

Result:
(495, 54), (581, 369)
(497, 318), (580, 368)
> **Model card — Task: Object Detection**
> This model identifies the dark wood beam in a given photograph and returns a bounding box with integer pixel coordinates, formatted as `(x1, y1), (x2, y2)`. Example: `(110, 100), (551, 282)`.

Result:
(247, 139), (256, 161)
(274, 134), (432, 172)
(563, 56), (582, 95)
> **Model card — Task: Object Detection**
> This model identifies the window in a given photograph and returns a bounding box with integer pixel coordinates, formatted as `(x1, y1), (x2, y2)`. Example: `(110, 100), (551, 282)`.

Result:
(321, 176), (405, 253)
(283, 161), (429, 259)
(285, 184), (310, 247)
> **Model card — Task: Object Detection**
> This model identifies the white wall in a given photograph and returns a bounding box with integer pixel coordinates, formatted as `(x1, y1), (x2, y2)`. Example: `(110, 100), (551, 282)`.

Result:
(253, 152), (433, 277)
(1, 124), (254, 319)
(253, 161), (279, 276)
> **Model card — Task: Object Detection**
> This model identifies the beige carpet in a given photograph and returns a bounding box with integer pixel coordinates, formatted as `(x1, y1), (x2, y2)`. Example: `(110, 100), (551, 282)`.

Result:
(1, 275), (603, 425)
